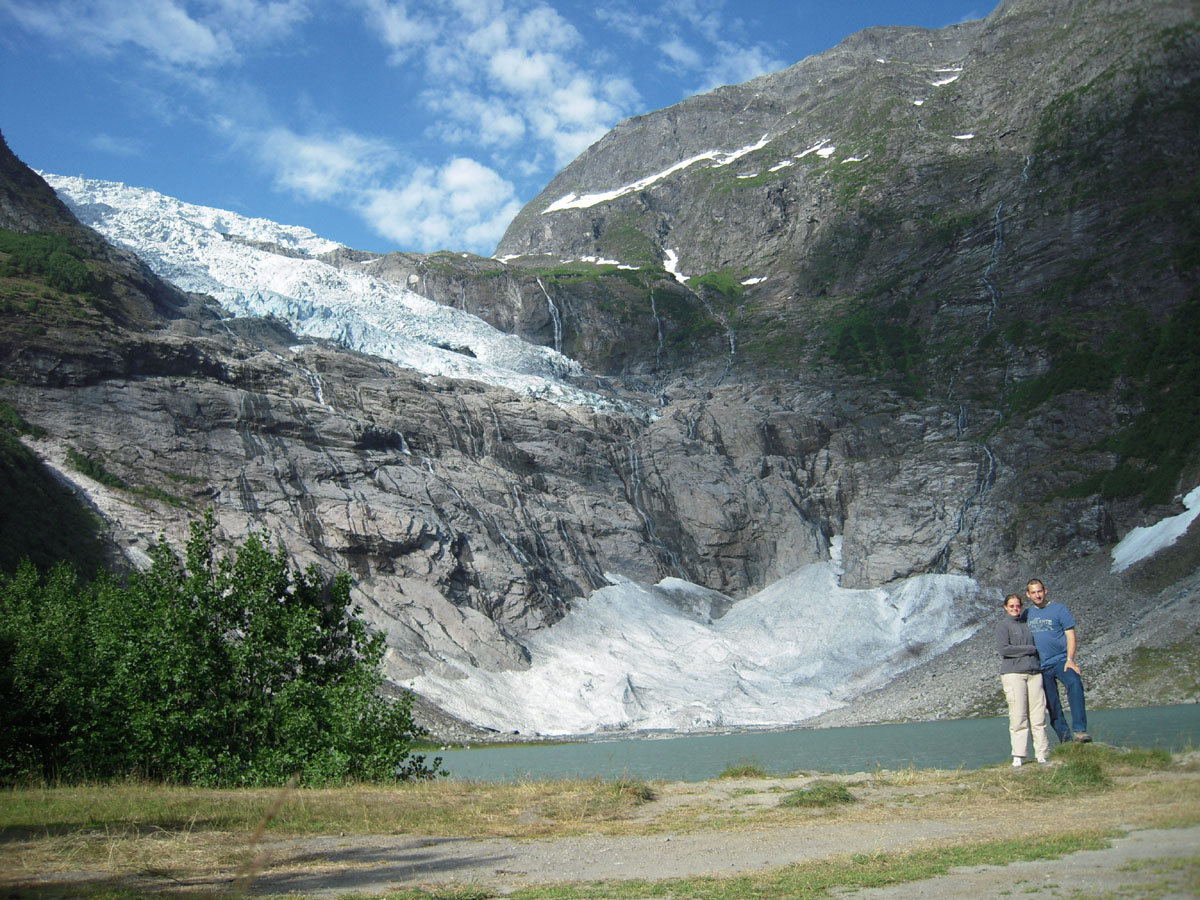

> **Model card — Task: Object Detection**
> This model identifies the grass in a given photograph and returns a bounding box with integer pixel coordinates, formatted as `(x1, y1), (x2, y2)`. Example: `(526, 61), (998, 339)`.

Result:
(0, 777), (658, 841)
(2, 747), (1197, 899)
(779, 780), (855, 808)
(716, 762), (767, 779)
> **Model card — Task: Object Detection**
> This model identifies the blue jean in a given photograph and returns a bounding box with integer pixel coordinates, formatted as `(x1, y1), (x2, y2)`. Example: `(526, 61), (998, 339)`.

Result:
(1041, 661), (1087, 742)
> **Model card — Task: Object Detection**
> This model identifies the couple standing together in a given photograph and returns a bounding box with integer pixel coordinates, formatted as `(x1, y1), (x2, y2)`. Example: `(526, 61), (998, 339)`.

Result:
(995, 578), (1090, 767)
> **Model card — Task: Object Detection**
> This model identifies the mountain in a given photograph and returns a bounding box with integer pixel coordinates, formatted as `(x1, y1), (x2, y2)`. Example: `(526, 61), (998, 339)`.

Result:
(2, 0), (1199, 737)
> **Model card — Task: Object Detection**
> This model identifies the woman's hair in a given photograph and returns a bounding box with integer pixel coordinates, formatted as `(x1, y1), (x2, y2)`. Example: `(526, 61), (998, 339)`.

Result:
(1003, 593), (1022, 607)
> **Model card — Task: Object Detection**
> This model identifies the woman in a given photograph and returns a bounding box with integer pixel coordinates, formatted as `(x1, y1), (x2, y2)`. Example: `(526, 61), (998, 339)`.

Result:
(995, 593), (1050, 766)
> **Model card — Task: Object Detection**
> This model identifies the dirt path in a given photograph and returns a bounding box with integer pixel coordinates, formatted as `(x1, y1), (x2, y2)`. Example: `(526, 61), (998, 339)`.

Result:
(10, 766), (1199, 898)
(237, 769), (1200, 898)
(242, 821), (1200, 898)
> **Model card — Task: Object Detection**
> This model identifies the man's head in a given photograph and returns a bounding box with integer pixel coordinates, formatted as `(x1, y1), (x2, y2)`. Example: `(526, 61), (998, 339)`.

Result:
(1026, 578), (1048, 608)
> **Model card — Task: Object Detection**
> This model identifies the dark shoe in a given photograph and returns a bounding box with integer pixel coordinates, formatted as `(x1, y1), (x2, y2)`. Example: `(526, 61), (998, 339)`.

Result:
(1073, 731), (1091, 743)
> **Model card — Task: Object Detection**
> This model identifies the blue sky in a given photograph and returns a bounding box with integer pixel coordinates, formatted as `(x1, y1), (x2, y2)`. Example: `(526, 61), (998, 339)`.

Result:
(0, 0), (990, 256)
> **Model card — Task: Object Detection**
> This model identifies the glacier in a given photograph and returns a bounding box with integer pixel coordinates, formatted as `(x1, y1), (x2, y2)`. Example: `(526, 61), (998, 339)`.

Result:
(44, 174), (629, 411)
(413, 545), (993, 735)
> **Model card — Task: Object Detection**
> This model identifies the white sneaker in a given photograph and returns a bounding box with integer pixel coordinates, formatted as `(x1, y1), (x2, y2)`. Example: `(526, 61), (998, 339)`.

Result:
(1036, 757), (1049, 764)
(1012, 757), (1023, 767)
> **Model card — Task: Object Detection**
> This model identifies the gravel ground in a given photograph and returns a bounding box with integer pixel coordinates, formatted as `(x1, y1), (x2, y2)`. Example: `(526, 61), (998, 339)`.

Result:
(241, 822), (1200, 898)
(232, 762), (1199, 897)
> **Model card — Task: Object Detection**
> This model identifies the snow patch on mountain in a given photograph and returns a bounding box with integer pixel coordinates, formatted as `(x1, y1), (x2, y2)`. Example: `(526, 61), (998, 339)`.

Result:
(1111, 485), (1200, 573)
(542, 135), (771, 213)
(45, 174), (627, 411)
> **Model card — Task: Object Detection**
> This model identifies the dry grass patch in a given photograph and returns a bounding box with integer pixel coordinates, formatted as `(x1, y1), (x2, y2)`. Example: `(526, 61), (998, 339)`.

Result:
(0, 777), (659, 886)
(4, 749), (1199, 897)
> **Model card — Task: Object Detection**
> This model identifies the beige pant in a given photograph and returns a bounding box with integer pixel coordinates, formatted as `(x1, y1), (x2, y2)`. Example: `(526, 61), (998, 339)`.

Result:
(1001, 671), (1050, 759)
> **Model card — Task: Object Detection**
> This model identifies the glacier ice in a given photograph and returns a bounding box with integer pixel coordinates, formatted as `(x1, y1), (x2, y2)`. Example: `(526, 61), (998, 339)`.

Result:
(411, 557), (991, 735)
(44, 174), (629, 411)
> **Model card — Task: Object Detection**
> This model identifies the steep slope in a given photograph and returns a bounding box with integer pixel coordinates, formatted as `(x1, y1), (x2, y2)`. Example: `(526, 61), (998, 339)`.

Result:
(498, 1), (1197, 411)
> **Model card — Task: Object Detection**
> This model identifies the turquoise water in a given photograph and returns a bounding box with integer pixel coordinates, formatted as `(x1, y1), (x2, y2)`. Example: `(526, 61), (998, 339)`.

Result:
(436, 704), (1200, 782)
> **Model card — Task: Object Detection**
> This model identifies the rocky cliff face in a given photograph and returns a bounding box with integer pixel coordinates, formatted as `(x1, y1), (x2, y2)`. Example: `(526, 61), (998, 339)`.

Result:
(1, 0), (1198, 736)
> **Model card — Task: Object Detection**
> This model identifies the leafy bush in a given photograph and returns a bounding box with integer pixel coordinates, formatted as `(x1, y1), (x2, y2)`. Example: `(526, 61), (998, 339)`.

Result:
(1050, 290), (1200, 505)
(0, 510), (442, 786)
(827, 303), (925, 394)
(1046, 758), (1110, 792)
(0, 400), (45, 438)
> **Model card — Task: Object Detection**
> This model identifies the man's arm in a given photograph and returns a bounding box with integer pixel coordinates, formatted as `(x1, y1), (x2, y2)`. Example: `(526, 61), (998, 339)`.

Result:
(1065, 627), (1080, 674)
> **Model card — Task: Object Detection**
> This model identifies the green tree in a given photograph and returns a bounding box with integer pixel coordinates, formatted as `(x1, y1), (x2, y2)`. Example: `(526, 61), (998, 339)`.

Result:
(0, 511), (442, 785)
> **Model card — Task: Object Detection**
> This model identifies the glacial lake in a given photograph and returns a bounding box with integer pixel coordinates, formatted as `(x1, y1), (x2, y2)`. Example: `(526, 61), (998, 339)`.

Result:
(435, 704), (1200, 782)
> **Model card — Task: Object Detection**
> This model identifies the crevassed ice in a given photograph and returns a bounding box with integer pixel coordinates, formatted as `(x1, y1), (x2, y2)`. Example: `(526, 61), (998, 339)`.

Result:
(45, 174), (636, 412)
(410, 561), (989, 735)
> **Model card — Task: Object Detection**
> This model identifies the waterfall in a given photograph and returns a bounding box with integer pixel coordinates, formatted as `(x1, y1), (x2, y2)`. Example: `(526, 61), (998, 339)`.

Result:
(649, 287), (664, 371)
(982, 201), (1004, 326)
(977, 444), (997, 498)
(697, 295), (737, 384)
(557, 519), (607, 589)
(488, 402), (504, 443)
(536, 277), (563, 354)
(934, 441), (999, 574)
(455, 396), (483, 456)
(305, 370), (326, 406)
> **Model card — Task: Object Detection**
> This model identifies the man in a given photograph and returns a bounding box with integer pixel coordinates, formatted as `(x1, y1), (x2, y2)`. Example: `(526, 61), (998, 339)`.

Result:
(1025, 578), (1090, 743)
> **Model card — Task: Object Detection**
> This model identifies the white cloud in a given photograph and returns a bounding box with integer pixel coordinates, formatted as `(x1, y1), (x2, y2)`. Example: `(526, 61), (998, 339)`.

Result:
(488, 47), (558, 92)
(361, 157), (522, 252)
(663, 0), (724, 43)
(360, 0), (635, 169)
(425, 91), (527, 147)
(0, 0), (307, 69)
(699, 41), (785, 91)
(660, 36), (703, 71)
(88, 133), (145, 157)
(257, 128), (396, 201)
(593, 6), (656, 42)
(360, 0), (433, 60)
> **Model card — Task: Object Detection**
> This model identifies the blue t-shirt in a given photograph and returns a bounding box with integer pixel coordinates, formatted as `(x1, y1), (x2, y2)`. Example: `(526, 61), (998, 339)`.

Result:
(1026, 600), (1076, 668)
